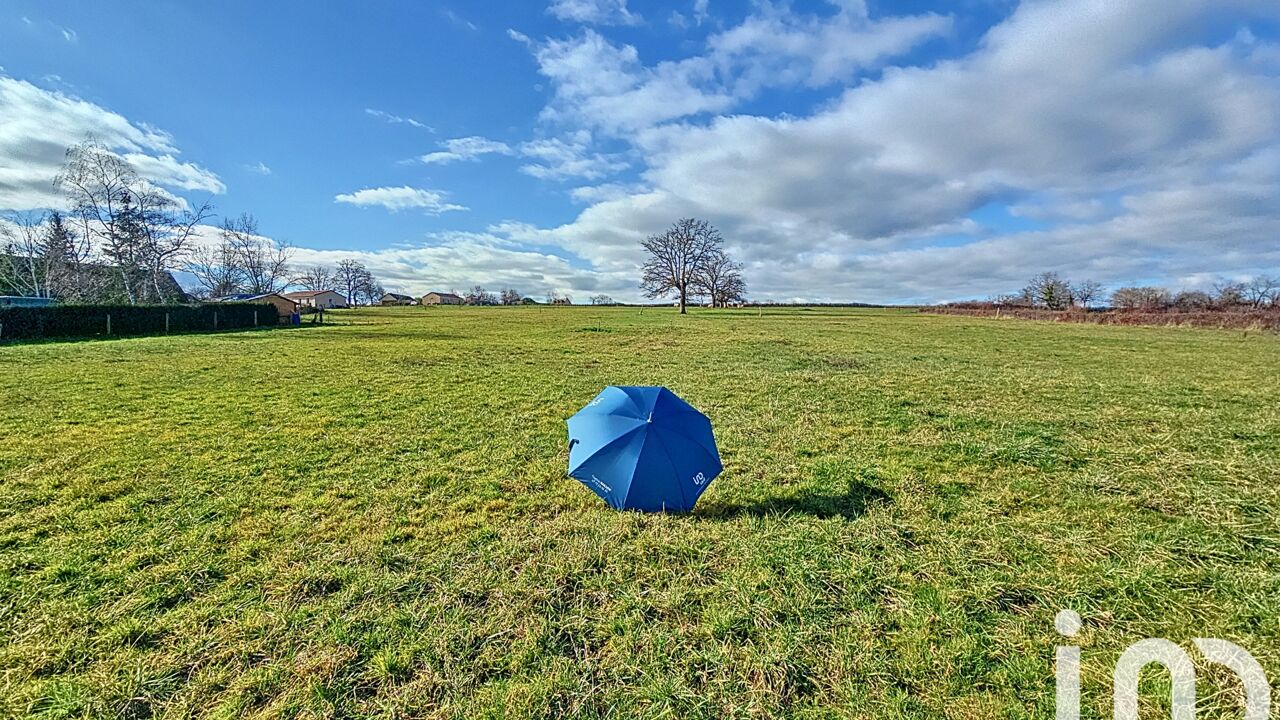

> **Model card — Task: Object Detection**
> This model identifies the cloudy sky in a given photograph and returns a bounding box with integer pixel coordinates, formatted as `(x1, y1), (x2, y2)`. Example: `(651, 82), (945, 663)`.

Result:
(1, 0), (1278, 303)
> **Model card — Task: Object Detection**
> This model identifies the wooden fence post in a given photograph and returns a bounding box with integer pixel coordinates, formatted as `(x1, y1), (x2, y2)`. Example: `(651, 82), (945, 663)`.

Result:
(254, 310), (258, 327)
(165, 313), (170, 333)
(213, 311), (218, 330)
(106, 313), (112, 336)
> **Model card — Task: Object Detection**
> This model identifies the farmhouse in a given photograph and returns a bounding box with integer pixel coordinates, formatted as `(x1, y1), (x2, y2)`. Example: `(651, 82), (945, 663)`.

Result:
(422, 292), (464, 305)
(379, 292), (416, 306)
(212, 292), (299, 321)
(284, 290), (347, 309)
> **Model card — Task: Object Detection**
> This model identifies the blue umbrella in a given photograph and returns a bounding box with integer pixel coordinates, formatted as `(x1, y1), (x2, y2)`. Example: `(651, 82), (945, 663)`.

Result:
(567, 386), (722, 512)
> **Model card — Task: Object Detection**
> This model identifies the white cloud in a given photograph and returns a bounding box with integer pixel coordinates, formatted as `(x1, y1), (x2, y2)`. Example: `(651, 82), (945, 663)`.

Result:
(522, 5), (949, 134)
(568, 182), (648, 203)
(548, 0), (641, 27)
(288, 232), (627, 300)
(527, 30), (730, 132)
(365, 108), (433, 131)
(417, 136), (514, 165)
(518, 132), (628, 180)
(0, 75), (224, 211)
(334, 186), (467, 214)
(504, 0), (1280, 302)
(440, 7), (479, 31)
(243, 161), (272, 176)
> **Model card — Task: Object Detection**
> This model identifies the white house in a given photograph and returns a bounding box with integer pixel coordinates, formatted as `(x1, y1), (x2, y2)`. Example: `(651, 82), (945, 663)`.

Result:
(284, 290), (347, 309)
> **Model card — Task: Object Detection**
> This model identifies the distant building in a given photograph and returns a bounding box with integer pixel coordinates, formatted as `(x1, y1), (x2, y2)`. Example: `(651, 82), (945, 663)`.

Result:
(212, 292), (299, 321)
(422, 292), (464, 305)
(379, 292), (416, 306)
(284, 290), (347, 309)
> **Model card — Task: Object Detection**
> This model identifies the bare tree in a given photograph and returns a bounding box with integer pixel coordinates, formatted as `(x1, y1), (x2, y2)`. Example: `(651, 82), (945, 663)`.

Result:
(693, 249), (746, 308)
(589, 294), (616, 305)
(1243, 275), (1278, 308)
(718, 273), (747, 307)
(1022, 272), (1073, 310)
(0, 212), (60, 298)
(464, 285), (497, 305)
(223, 213), (291, 294)
(335, 259), (368, 304)
(145, 197), (212, 302)
(55, 139), (208, 303)
(1111, 286), (1171, 311)
(1172, 290), (1214, 310)
(185, 234), (244, 299)
(295, 265), (335, 291)
(641, 218), (723, 314)
(500, 288), (522, 305)
(1069, 280), (1103, 309)
(357, 273), (383, 306)
(1212, 280), (1248, 308)
(57, 140), (145, 302)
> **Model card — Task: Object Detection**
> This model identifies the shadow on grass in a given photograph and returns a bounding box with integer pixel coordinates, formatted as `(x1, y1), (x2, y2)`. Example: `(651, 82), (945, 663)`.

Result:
(699, 481), (891, 520)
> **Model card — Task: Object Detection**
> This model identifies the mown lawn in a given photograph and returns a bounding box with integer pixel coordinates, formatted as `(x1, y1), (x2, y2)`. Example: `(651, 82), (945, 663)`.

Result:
(1, 307), (1277, 719)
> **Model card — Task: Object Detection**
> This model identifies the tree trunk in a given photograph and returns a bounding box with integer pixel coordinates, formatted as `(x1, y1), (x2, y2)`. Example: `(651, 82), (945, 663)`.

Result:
(679, 286), (687, 314)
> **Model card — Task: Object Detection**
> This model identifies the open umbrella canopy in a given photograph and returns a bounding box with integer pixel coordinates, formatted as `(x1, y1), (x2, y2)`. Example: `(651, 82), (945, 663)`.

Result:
(567, 386), (722, 512)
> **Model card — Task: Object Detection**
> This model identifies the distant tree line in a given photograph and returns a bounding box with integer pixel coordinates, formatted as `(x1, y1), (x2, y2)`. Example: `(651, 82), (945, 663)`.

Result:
(640, 218), (746, 313)
(989, 272), (1279, 312)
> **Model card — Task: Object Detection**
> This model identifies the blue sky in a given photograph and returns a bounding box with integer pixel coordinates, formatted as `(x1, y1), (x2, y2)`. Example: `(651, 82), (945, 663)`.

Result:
(1, 0), (1278, 302)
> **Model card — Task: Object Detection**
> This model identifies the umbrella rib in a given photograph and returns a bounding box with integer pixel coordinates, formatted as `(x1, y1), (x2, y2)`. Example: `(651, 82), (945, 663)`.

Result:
(646, 426), (691, 512)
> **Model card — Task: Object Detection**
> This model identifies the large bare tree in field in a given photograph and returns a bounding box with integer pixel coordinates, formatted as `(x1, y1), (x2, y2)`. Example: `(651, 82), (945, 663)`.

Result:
(641, 218), (723, 314)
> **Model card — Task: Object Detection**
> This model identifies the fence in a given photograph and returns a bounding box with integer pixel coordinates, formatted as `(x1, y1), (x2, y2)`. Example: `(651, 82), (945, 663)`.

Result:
(0, 303), (280, 341)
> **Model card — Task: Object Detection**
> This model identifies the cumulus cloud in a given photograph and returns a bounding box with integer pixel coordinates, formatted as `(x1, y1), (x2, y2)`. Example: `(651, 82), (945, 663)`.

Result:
(417, 136), (514, 165)
(506, 0), (1280, 302)
(519, 132), (628, 180)
(522, 3), (950, 133)
(334, 186), (467, 214)
(0, 76), (225, 211)
(548, 0), (641, 27)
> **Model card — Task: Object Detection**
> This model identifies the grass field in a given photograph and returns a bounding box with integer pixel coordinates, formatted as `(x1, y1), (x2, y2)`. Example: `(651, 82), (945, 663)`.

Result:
(1, 307), (1277, 719)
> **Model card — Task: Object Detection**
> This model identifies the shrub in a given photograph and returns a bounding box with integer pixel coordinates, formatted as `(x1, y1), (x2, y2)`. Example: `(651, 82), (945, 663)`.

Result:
(1172, 290), (1214, 311)
(0, 303), (279, 341)
(1111, 286), (1171, 311)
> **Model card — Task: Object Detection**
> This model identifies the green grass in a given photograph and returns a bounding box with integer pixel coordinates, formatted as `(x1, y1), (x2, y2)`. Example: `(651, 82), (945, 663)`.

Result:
(1, 307), (1277, 719)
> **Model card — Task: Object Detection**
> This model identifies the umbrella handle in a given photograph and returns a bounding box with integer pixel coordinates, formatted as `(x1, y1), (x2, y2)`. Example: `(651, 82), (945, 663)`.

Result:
(569, 438), (579, 451)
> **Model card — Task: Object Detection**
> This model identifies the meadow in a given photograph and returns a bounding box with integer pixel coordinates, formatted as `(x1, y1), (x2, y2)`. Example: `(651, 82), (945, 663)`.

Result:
(0, 306), (1277, 719)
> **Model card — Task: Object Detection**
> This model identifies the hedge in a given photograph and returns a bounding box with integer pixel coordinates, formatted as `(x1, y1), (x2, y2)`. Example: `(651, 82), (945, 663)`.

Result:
(0, 303), (280, 341)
